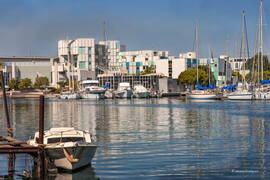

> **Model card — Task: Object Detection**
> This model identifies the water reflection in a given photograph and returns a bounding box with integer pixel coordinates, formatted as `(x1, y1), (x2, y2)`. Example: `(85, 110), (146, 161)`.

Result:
(0, 99), (270, 179)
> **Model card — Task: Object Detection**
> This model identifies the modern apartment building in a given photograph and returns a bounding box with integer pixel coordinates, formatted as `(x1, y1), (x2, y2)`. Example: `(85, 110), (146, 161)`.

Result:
(99, 40), (126, 71)
(120, 50), (169, 75)
(52, 38), (108, 87)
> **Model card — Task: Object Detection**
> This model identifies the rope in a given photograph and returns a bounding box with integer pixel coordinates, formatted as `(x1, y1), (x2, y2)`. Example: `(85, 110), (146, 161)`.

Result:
(63, 148), (79, 163)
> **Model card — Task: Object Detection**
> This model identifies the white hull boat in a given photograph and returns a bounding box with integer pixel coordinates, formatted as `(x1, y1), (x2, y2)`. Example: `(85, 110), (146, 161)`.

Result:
(80, 80), (105, 99)
(28, 127), (97, 171)
(60, 92), (80, 100)
(187, 90), (217, 99)
(116, 82), (133, 98)
(187, 94), (217, 99)
(227, 91), (253, 100)
(133, 85), (150, 98)
(253, 92), (270, 100)
(116, 90), (133, 98)
(81, 93), (105, 99)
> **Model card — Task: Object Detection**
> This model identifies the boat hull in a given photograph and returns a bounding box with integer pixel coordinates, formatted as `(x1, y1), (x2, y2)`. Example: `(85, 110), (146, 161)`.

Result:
(116, 90), (132, 98)
(187, 94), (217, 99)
(46, 143), (97, 170)
(134, 92), (150, 98)
(227, 94), (253, 100)
(81, 93), (105, 99)
(60, 93), (80, 100)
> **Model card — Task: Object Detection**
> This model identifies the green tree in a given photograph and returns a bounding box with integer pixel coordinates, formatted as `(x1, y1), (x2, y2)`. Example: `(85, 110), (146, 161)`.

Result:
(8, 79), (19, 90)
(245, 53), (270, 71)
(51, 88), (61, 93)
(18, 78), (32, 89)
(246, 71), (270, 82)
(141, 65), (156, 75)
(178, 68), (209, 87)
(57, 81), (68, 88)
(34, 76), (49, 88)
(232, 72), (243, 82)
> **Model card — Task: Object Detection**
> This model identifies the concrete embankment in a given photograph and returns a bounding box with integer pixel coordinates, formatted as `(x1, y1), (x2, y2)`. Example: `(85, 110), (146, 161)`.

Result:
(0, 91), (44, 98)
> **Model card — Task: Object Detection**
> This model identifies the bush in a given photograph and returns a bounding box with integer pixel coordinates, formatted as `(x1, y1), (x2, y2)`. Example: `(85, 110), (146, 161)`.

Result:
(34, 76), (49, 88)
(18, 78), (32, 89)
(51, 88), (61, 94)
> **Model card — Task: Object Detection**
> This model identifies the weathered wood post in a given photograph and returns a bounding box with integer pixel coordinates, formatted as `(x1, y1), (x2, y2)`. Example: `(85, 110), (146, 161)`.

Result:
(37, 95), (45, 179)
(0, 71), (15, 177)
(0, 71), (13, 136)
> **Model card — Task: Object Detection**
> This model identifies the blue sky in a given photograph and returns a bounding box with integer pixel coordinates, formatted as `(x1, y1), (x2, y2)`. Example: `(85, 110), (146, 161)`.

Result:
(0, 0), (269, 57)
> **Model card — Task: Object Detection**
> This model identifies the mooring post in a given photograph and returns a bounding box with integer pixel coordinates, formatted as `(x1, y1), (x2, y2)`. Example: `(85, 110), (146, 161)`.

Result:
(0, 71), (13, 136)
(0, 71), (15, 177)
(38, 95), (44, 144)
(37, 95), (45, 179)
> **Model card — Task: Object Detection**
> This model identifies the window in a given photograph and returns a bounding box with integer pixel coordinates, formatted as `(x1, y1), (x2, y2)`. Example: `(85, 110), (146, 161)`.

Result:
(47, 137), (84, 143)
(79, 61), (86, 69)
(88, 48), (92, 55)
(78, 47), (85, 54)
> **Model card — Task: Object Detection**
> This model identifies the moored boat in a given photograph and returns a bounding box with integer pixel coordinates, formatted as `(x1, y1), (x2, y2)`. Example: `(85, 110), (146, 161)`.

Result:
(80, 80), (105, 99)
(28, 127), (97, 171)
(116, 82), (133, 98)
(227, 90), (253, 100)
(187, 90), (217, 99)
(133, 84), (150, 98)
(59, 92), (80, 100)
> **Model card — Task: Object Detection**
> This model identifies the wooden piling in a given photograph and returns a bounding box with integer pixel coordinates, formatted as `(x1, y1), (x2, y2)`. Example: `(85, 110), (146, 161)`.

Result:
(38, 95), (45, 179)
(0, 72), (47, 179)
(0, 71), (13, 137)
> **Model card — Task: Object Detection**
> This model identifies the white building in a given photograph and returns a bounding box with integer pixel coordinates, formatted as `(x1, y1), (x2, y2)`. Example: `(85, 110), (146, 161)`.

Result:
(120, 50), (168, 74)
(99, 40), (126, 71)
(52, 38), (107, 87)
(0, 56), (55, 85)
(155, 56), (186, 79)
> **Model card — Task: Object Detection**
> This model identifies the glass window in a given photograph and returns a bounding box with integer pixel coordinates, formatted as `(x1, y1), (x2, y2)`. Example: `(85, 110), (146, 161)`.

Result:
(88, 48), (92, 55)
(47, 137), (84, 143)
(79, 61), (86, 69)
(78, 47), (85, 54)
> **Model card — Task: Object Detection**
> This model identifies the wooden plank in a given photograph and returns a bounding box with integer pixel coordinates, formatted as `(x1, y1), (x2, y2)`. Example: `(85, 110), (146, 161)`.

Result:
(0, 146), (40, 154)
(0, 136), (25, 143)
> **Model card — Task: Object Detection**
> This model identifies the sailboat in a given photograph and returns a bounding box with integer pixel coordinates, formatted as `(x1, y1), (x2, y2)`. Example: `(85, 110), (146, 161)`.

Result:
(187, 25), (217, 100)
(228, 11), (253, 100)
(252, 0), (270, 100)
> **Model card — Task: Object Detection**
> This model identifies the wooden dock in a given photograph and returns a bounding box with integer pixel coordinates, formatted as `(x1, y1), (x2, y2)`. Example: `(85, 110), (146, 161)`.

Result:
(0, 71), (46, 179)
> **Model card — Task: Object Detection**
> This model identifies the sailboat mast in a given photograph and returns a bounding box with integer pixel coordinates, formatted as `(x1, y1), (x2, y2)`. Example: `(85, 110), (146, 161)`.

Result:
(208, 46), (211, 86)
(195, 24), (199, 83)
(259, 0), (264, 81)
(240, 11), (246, 84)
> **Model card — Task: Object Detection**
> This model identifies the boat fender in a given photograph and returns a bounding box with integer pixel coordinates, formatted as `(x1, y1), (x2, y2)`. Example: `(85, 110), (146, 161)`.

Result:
(63, 148), (79, 163)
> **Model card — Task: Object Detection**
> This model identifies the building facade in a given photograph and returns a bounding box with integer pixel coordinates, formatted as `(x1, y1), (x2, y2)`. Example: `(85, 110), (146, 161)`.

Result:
(0, 56), (55, 85)
(120, 50), (169, 75)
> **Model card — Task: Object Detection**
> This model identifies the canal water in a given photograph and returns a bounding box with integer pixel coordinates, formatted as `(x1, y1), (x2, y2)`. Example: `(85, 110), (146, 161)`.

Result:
(0, 98), (270, 179)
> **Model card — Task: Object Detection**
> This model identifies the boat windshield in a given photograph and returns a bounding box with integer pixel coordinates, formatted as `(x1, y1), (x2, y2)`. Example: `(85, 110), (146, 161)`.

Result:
(47, 137), (85, 143)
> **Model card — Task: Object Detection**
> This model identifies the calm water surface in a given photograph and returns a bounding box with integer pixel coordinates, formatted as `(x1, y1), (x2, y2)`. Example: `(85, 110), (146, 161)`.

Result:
(0, 98), (270, 179)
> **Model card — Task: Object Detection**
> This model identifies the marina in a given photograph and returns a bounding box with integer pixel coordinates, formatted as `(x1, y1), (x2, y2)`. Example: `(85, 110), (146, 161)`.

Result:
(2, 0), (270, 179)
(1, 98), (270, 179)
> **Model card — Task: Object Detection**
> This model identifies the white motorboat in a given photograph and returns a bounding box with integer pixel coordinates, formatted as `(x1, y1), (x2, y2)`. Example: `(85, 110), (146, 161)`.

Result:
(133, 84), (150, 98)
(80, 80), (105, 99)
(116, 82), (133, 98)
(28, 127), (97, 171)
(227, 90), (253, 100)
(187, 90), (217, 99)
(59, 92), (80, 100)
